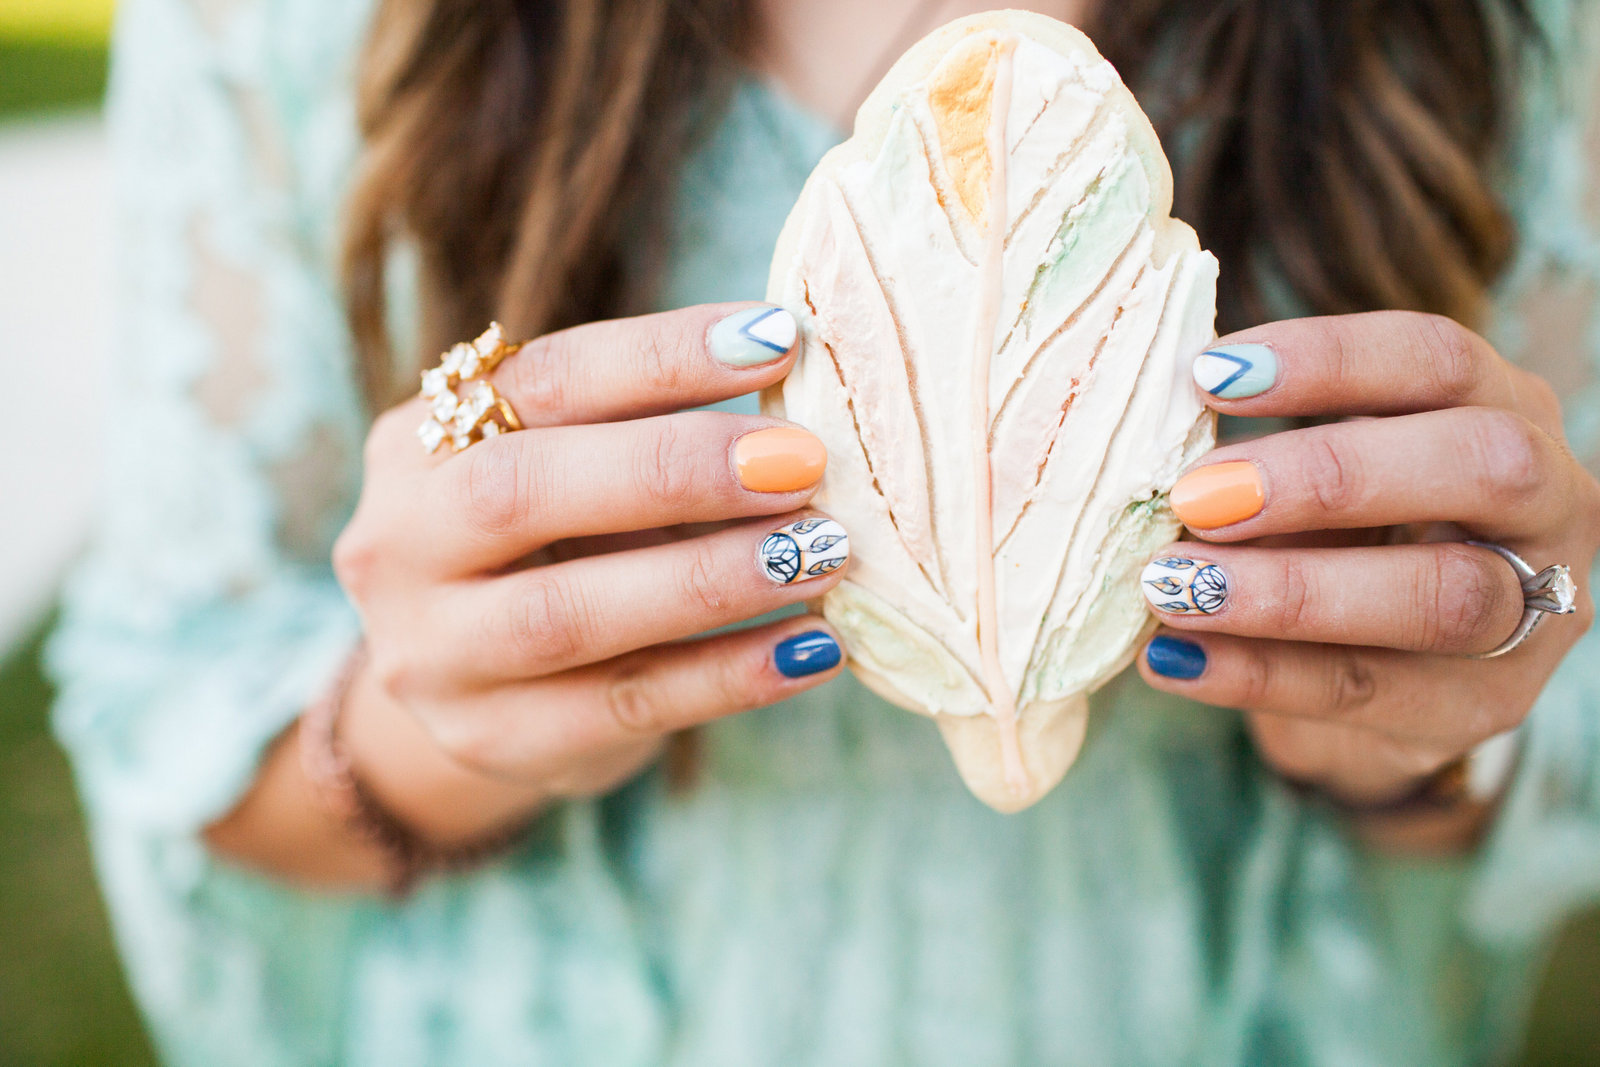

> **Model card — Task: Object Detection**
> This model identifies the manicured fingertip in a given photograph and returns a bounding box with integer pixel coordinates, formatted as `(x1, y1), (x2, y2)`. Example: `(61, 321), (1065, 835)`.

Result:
(710, 306), (799, 367)
(1170, 461), (1265, 530)
(1193, 343), (1277, 400)
(758, 517), (849, 585)
(735, 426), (828, 492)
(775, 629), (843, 679)
(1140, 556), (1231, 615)
(1145, 636), (1208, 681)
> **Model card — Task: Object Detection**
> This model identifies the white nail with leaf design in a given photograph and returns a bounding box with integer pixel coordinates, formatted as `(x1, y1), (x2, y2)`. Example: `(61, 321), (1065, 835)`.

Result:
(1141, 557), (1230, 615)
(758, 518), (849, 586)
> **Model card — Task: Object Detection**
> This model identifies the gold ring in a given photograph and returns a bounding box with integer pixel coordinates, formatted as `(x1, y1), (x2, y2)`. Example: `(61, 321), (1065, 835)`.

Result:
(416, 322), (526, 454)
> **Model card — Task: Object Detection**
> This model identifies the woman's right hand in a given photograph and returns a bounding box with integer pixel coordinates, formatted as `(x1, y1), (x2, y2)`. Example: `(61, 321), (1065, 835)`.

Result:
(330, 303), (849, 829)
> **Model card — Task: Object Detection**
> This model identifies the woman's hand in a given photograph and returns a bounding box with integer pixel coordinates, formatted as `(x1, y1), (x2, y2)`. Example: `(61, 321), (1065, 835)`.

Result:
(330, 303), (848, 838)
(1136, 311), (1600, 821)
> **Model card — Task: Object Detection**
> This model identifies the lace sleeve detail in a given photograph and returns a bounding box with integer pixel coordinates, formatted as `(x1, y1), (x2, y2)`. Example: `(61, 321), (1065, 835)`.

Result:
(46, 0), (376, 837)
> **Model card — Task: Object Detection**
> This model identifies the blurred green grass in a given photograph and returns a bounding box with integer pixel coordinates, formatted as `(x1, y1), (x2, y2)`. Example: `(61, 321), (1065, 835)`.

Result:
(0, 37), (110, 120)
(0, 0), (114, 121)
(0, 619), (156, 1066)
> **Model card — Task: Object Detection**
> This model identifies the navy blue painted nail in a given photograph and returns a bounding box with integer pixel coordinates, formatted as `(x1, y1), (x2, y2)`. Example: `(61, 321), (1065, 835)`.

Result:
(1146, 636), (1207, 681)
(775, 630), (842, 679)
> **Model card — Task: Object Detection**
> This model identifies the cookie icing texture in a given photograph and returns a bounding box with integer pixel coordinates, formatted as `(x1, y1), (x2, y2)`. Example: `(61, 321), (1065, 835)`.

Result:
(764, 11), (1219, 811)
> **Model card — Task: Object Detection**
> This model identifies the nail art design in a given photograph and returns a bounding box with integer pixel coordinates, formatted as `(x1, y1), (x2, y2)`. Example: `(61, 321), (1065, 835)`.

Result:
(759, 518), (849, 585)
(1146, 636), (1207, 680)
(1141, 557), (1229, 615)
(775, 630), (843, 678)
(1192, 343), (1277, 400)
(710, 306), (798, 367)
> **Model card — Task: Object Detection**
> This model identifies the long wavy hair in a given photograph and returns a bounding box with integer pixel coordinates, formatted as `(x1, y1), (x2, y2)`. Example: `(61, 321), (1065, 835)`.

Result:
(342, 0), (1533, 408)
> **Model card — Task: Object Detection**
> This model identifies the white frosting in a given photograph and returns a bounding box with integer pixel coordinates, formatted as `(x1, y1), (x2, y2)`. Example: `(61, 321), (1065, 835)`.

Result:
(766, 17), (1218, 800)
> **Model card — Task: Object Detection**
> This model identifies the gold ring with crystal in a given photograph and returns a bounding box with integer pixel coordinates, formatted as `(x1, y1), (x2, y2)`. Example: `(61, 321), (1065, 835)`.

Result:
(416, 322), (526, 454)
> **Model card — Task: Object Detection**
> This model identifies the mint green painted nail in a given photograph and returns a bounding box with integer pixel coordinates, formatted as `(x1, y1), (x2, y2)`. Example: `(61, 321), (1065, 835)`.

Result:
(1192, 343), (1277, 400)
(710, 306), (798, 367)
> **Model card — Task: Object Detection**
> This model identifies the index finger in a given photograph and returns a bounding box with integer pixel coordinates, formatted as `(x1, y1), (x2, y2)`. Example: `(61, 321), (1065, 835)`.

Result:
(485, 302), (800, 428)
(1191, 311), (1544, 420)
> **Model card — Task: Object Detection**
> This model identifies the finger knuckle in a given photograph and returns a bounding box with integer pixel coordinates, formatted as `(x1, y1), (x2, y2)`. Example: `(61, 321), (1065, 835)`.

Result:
(509, 334), (572, 419)
(636, 328), (692, 397)
(1230, 642), (1280, 710)
(635, 420), (699, 514)
(460, 441), (529, 540)
(1469, 409), (1545, 506)
(508, 572), (588, 668)
(365, 405), (416, 465)
(1274, 554), (1320, 635)
(1467, 700), (1525, 743)
(428, 713), (503, 776)
(1411, 312), (1482, 406)
(1428, 545), (1511, 650)
(677, 541), (731, 618)
(1523, 373), (1563, 427)
(604, 668), (672, 736)
(1250, 717), (1326, 782)
(708, 646), (768, 711)
(1321, 650), (1378, 719)
(365, 645), (415, 704)
(331, 526), (380, 599)
(1301, 434), (1366, 517)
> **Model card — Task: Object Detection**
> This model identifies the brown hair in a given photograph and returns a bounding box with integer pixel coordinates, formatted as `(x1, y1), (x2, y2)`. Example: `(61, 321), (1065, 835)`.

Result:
(343, 0), (1534, 407)
(343, 0), (752, 408)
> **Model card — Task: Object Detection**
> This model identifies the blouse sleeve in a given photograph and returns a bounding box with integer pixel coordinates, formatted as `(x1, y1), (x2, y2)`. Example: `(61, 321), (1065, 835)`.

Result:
(1465, 0), (1600, 947)
(46, 0), (376, 844)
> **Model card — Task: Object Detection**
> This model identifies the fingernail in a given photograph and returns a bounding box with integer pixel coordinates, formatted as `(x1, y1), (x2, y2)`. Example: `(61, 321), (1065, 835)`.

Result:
(1193, 343), (1277, 400)
(775, 630), (843, 678)
(1170, 461), (1264, 529)
(1141, 557), (1230, 615)
(758, 517), (848, 585)
(736, 427), (828, 492)
(710, 306), (798, 367)
(1146, 636), (1207, 680)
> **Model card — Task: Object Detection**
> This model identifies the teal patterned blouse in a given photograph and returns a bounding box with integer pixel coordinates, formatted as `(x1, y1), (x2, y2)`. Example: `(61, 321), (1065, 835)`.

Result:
(47, 0), (1600, 1063)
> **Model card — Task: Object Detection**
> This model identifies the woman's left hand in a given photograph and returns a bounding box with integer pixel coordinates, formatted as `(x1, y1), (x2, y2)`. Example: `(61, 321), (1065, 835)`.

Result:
(1136, 311), (1600, 808)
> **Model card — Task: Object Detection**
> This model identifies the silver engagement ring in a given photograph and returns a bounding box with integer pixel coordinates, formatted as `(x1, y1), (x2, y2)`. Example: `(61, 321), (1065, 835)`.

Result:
(1466, 541), (1579, 659)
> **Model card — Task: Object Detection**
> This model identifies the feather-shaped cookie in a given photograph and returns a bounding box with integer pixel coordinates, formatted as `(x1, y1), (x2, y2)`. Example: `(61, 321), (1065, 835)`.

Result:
(764, 10), (1219, 811)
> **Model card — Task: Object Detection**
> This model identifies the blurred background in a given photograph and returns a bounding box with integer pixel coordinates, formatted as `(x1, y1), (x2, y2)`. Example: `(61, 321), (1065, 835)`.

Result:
(0, 2), (1596, 1065)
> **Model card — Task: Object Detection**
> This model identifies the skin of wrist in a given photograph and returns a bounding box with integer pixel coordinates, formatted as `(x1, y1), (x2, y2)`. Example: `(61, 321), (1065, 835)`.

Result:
(339, 663), (551, 849)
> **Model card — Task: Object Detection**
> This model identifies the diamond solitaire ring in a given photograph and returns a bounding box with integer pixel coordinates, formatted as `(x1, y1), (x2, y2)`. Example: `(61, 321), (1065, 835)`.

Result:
(1466, 541), (1579, 659)
(416, 322), (525, 454)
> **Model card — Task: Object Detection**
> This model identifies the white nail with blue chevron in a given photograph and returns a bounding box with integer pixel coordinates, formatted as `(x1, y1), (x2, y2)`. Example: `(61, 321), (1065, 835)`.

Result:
(710, 306), (799, 367)
(1192, 343), (1277, 400)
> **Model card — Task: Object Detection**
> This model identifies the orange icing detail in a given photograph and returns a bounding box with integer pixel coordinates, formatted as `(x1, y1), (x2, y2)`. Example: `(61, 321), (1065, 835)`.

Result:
(961, 36), (1030, 797)
(929, 35), (1001, 227)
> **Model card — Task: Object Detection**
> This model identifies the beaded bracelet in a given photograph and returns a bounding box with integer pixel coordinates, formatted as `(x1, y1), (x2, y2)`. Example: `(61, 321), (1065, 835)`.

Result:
(298, 644), (537, 895)
(1282, 728), (1523, 828)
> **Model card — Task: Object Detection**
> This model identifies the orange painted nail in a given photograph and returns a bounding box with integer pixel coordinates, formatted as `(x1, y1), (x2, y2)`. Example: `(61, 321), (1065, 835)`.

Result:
(1170, 461), (1264, 529)
(735, 427), (828, 493)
